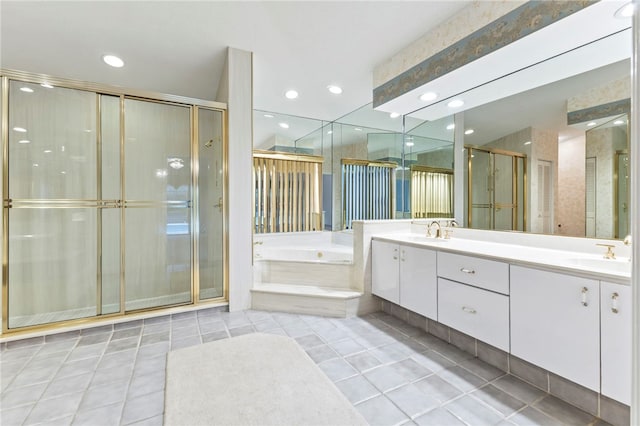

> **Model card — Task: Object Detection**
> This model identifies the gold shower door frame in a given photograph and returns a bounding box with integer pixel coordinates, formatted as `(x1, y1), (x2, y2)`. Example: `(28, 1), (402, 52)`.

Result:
(466, 145), (527, 231)
(1, 70), (228, 335)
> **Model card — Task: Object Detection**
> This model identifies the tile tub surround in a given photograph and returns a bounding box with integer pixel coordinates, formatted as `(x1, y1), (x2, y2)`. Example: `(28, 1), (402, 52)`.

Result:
(381, 300), (631, 426)
(0, 307), (616, 426)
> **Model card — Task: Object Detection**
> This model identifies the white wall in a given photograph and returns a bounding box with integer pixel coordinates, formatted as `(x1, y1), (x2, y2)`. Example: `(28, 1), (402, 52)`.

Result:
(216, 47), (254, 312)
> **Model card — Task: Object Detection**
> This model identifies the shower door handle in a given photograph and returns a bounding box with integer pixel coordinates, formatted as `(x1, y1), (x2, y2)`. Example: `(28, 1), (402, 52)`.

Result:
(214, 197), (223, 212)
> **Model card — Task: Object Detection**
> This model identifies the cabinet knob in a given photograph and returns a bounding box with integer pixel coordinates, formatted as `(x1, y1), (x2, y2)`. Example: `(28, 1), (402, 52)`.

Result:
(611, 292), (619, 314)
(393, 248), (398, 260)
(581, 287), (589, 307)
(460, 268), (475, 274)
(461, 306), (477, 314)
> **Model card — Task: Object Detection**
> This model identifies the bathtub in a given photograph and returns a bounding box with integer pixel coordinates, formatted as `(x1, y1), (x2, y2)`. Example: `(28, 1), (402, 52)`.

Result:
(253, 231), (354, 289)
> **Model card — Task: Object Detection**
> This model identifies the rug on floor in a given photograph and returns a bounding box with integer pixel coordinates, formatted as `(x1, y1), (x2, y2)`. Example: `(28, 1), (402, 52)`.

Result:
(164, 332), (367, 426)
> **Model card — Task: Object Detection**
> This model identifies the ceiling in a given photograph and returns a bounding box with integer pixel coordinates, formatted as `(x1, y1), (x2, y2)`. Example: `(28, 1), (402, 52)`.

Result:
(0, 1), (471, 122)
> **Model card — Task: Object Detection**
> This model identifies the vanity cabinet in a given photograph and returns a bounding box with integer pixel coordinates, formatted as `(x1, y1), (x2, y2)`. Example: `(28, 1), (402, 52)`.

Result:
(438, 278), (510, 351)
(371, 240), (437, 319)
(510, 265), (600, 392)
(437, 252), (509, 294)
(600, 281), (631, 405)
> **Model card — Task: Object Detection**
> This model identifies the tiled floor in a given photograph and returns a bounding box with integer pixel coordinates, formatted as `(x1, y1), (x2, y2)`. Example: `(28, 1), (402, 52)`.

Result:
(0, 308), (608, 426)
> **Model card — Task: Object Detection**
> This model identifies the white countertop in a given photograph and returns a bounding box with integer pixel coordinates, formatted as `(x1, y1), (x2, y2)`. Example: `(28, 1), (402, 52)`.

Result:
(372, 233), (631, 285)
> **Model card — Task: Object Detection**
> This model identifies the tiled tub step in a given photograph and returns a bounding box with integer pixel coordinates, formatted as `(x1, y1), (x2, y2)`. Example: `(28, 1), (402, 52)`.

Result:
(251, 283), (362, 318)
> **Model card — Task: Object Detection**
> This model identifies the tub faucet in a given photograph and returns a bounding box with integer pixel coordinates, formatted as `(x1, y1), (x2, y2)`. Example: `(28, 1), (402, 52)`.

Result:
(427, 221), (442, 239)
(253, 241), (263, 245)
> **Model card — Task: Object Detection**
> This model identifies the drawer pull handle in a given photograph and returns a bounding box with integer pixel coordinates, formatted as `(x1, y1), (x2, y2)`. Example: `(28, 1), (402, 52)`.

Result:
(401, 249), (405, 262)
(581, 287), (589, 307)
(461, 306), (477, 314)
(611, 292), (619, 314)
(460, 268), (475, 274)
(393, 248), (398, 260)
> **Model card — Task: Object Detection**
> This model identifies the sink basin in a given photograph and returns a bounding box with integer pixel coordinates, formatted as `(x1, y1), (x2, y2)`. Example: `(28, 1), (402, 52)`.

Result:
(564, 257), (631, 274)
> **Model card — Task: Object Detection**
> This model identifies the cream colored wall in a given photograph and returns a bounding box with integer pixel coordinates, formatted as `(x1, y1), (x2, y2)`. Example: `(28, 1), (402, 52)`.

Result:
(568, 76), (631, 112)
(373, 1), (524, 87)
(556, 135), (586, 237)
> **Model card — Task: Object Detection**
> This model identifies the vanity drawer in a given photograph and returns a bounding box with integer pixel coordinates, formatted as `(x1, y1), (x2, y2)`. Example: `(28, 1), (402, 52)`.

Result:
(438, 278), (509, 351)
(437, 252), (509, 294)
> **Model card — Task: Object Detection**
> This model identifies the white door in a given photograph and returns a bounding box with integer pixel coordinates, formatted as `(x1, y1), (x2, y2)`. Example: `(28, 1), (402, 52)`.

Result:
(399, 245), (437, 320)
(371, 240), (399, 304)
(510, 266), (600, 391)
(601, 281), (631, 405)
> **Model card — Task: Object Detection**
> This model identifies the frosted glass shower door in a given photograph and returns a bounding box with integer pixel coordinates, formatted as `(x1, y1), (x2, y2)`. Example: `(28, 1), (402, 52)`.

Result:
(123, 99), (192, 311)
(197, 108), (224, 300)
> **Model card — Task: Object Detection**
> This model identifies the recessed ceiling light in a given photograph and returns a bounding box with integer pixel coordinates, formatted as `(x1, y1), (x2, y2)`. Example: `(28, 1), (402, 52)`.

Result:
(447, 99), (464, 108)
(20, 87), (34, 93)
(13, 127), (27, 133)
(614, 2), (635, 18)
(40, 83), (54, 89)
(446, 124), (455, 130)
(419, 92), (438, 102)
(263, 114), (274, 118)
(327, 85), (342, 95)
(405, 142), (415, 147)
(464, 129), (474, 135)
(354, 128), (362, 131)
(18, 139), (31, 144)
(327, 130), (333, 135)
(614, 119), (625, 125)
(278, 122), (289, 129)
(32, 163), (39, 167)
(587, 122), (597, 127)
(389, 112), (400, 118)
(44, 149), (52, 153)
(285, 90), (298, 99)
(60, 171), (67, 175)
(103, 54), (124, 68)
(524, 141), (532, 145)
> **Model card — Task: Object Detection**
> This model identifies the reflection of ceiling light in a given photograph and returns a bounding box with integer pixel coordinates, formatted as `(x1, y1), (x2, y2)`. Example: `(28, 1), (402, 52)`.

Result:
(44, 149), (52, 153)
(587, 122), (597, 127)
(278, 122), (289, 129)
(60, 171), (66, 175)
(614, 119), (625, 125)
(524, 141), (532, 145)
(389, 112), (400, 118)
(20, 87), (34, 93)
(33, 164), (39, 167)
(102, 54), (124, 68)
(40, 83), (54, 89)
(263, 114), (274, 118)
(156, 169), (168, 177)
(18, 139), (31, 144)
(464, 129), (474, 135)
(285, 90), (298, 99)
(168, 158), (184, 169)
(405, 142), (414, 147)
(327, 85), (342, 94)
(419, 92), (438, 102)
(446, 124), (455, 130)
(327, 130), (333, 134)
(354, 128), (362, 131)
(447, 99), (464, 108)
(614, 2), (635, 18)
(13, 127), (27, 132)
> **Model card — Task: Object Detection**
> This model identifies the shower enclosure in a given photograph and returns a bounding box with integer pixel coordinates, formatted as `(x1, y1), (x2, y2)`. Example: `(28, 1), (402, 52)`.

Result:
(465, 146), (526, 231)
(1, 73), (227, 332)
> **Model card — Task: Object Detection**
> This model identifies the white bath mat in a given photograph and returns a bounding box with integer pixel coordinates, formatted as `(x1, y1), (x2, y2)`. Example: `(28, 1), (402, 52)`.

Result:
(164, 333), (367, 426)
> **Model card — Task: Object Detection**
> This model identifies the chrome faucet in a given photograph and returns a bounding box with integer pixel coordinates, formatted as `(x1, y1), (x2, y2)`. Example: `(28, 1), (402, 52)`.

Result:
(427, 221), (442, 238)
(624, 235), (632, 246)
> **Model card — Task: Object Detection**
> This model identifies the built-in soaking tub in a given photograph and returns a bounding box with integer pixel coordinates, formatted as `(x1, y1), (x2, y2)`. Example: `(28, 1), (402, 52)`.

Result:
(253, 231), (354, 289)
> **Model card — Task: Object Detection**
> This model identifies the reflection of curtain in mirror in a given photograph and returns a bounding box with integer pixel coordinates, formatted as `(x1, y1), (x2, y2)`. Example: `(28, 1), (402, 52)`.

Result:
(253, 151), (322, 233)
(410, 167), (453, 218)
(341, 159), (395, 229)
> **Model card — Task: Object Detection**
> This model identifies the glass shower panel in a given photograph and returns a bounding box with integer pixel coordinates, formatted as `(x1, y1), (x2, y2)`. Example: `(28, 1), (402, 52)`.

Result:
(101, 95), (121, 200)
(8, 81), (97, 200)
(469, 149), (492, 229)
(101, 209), (121, 314)
(617, 153), (629, 238)
(198, 108), (224, 300)
(8, 208), (97, 328)
(123, 99), (191, 311)
(494, 153), (514, 230)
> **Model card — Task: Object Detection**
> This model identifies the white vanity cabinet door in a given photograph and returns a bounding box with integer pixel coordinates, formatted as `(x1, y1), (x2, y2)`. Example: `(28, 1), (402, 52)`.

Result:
(372, 240), (400, 304)
(510, 266), (600, 392)
(437, 252), (509, 294)
(601, 281), (631, 405)
(399, 245), (437, 320)
(438, 278), (509, 351)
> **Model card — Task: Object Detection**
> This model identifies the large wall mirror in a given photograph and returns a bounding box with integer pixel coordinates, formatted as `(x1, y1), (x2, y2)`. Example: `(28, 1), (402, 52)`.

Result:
(406, 24), (631, 239)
